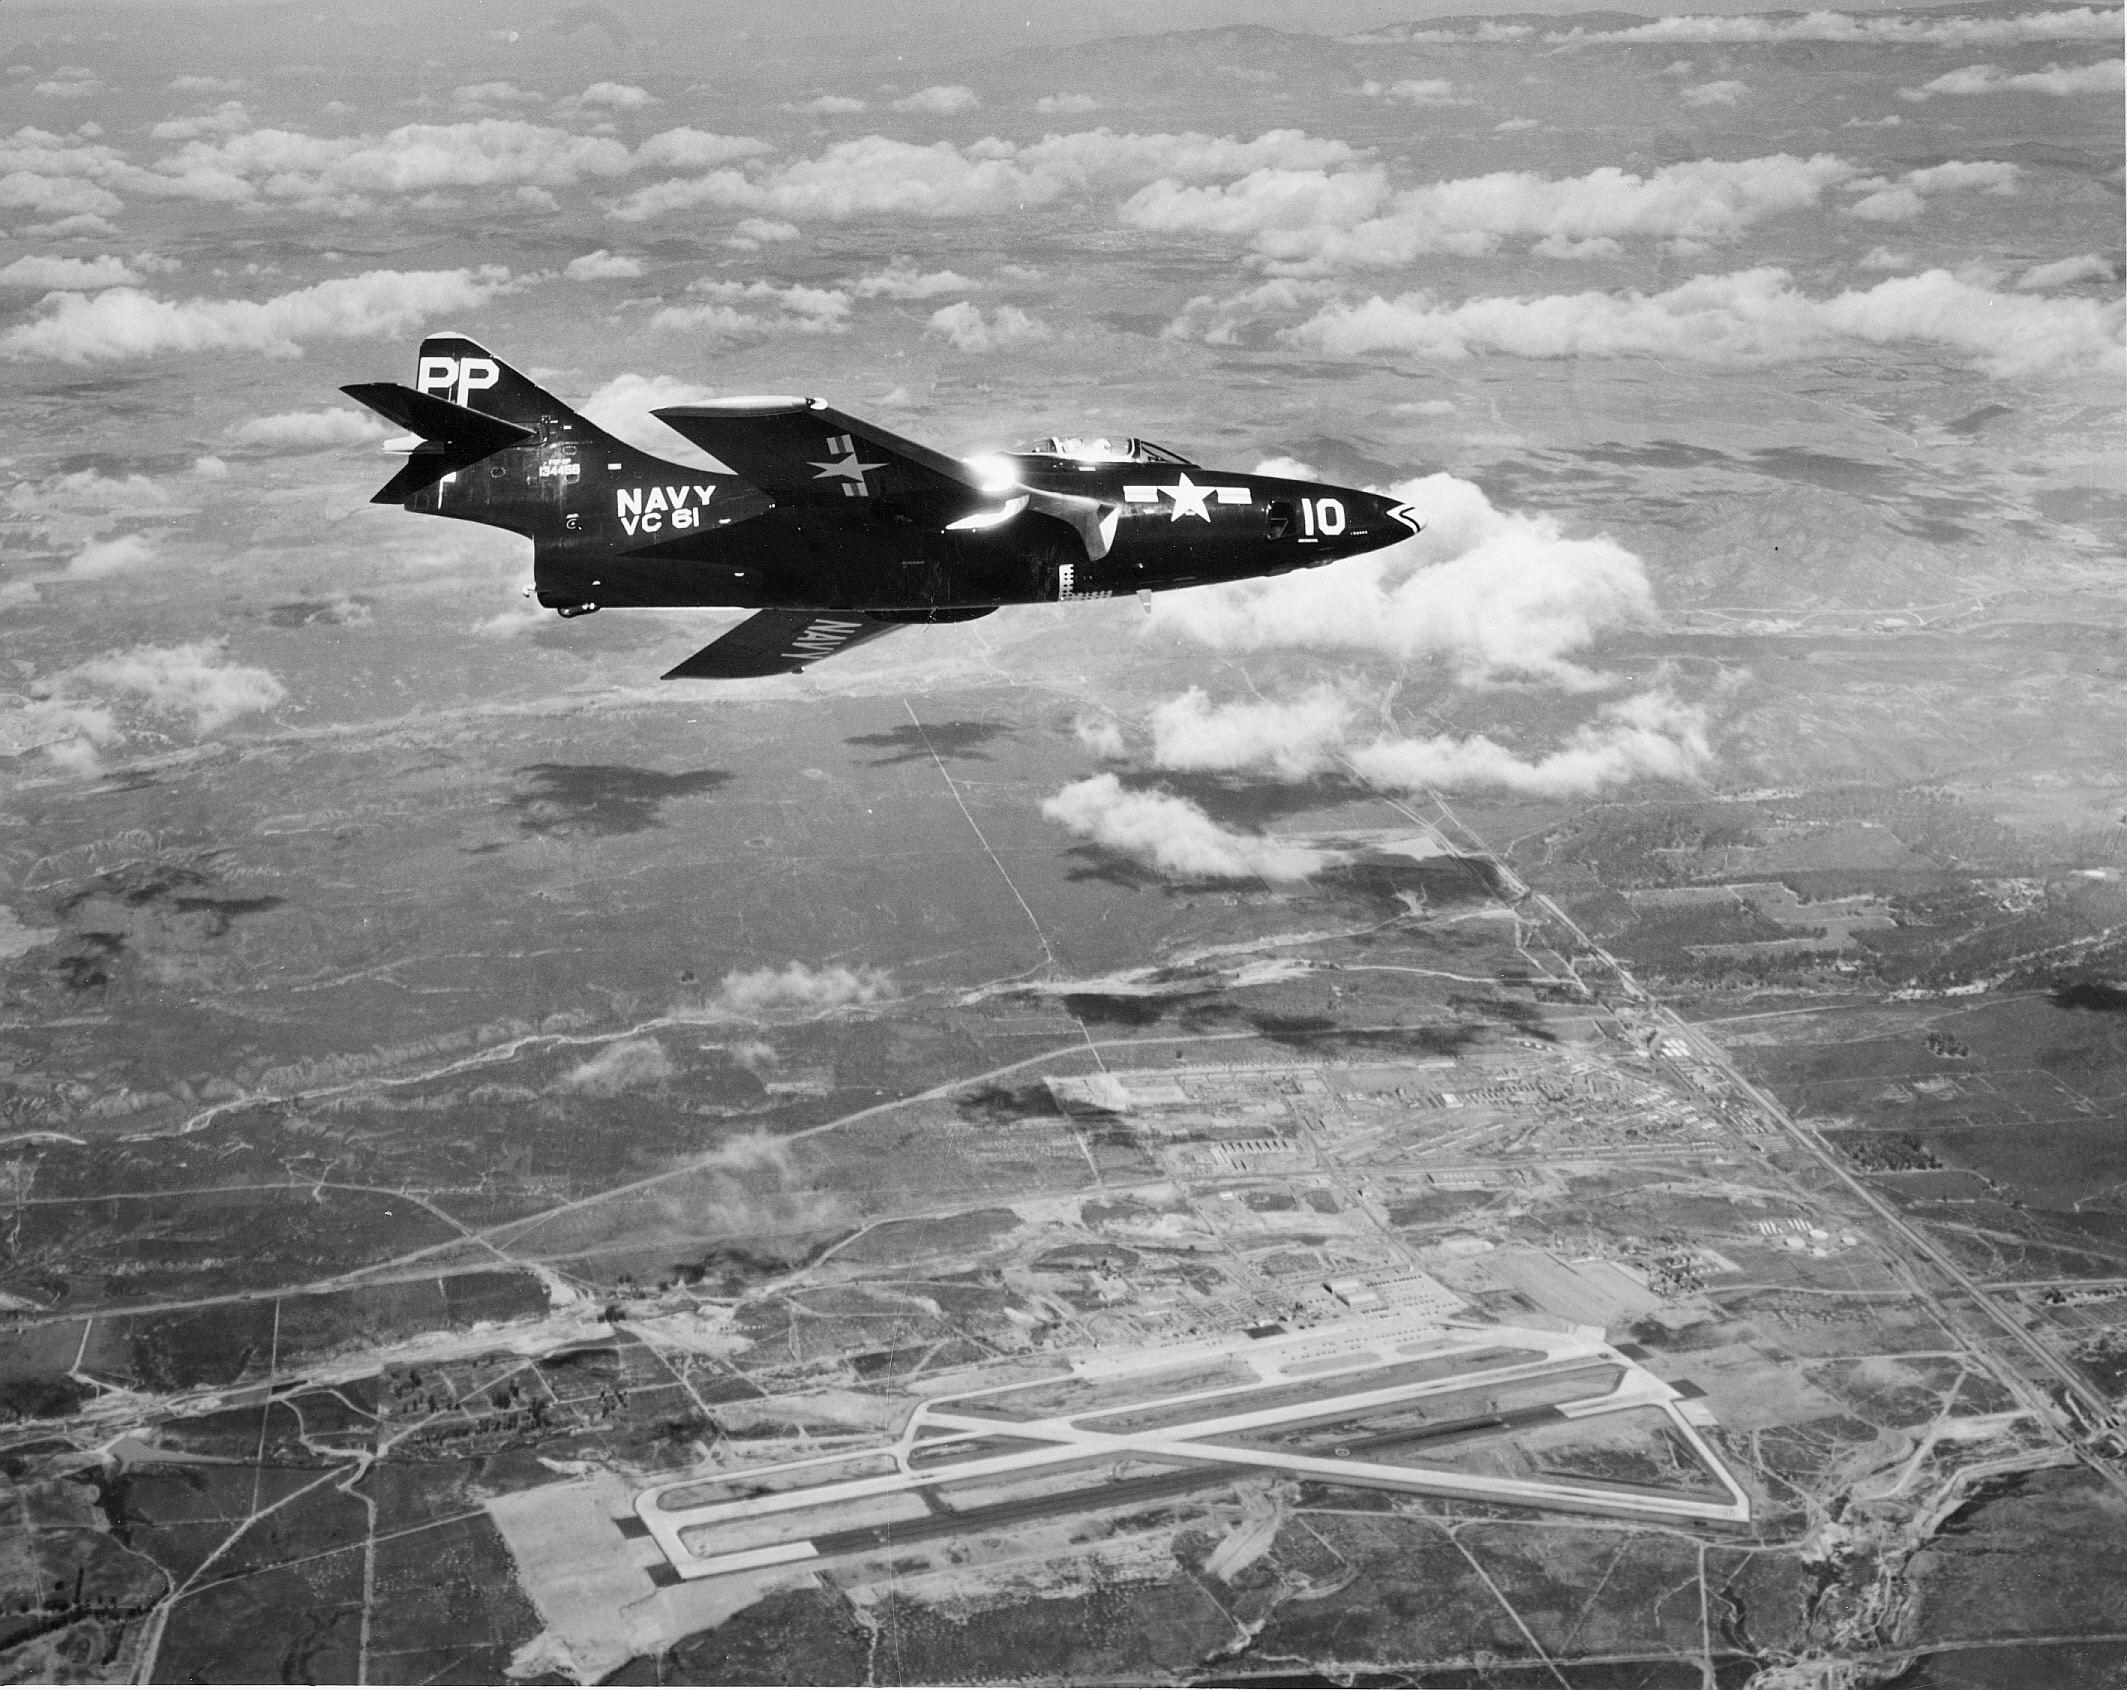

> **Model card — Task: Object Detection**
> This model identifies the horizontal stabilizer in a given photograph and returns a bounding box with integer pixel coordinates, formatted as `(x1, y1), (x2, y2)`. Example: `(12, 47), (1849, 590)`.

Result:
(662, 609), (904, 679)
(340, 381), (534, 504)
(652, 398), (982, 512)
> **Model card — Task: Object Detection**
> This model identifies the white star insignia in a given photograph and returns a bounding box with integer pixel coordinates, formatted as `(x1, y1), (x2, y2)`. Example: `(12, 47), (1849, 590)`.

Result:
(810, 450), (885, 484)
(1160, 472), (1213, 522)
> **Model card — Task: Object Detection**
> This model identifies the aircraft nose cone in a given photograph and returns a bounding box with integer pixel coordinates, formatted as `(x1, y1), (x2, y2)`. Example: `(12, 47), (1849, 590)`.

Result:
(1375, 492), (1422, 537)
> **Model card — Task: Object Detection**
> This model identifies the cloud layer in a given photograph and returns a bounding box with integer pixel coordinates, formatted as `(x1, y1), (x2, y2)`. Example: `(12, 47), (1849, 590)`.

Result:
(0, 267), (514, 362)
(1277, 268), (2125, 380)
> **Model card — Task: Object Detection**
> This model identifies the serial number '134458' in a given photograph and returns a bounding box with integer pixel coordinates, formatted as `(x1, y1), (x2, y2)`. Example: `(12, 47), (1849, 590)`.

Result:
(617, 484), (716, 535)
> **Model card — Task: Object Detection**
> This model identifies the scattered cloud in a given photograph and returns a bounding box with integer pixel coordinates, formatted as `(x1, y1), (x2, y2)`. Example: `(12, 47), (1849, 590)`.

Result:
(1042, 774), (1338, 880)
(226, 406), (389, 449)
(892, 84), (981, 114)
(608, 126), (1355, 224)
(1345, 691), (1711, 795)
(1495, 117), (1541, 133)
(1037, 93), (1098, 114)
(1542, 7), (2125, 46)
(170, 75), (247, 94)
(650, 277), (850, 336)
(64, 640), (286, 732)
(149, 102), (253, 141)
(1362, 78), (1461, 104)
(712, 962), (896, 1017)
(2017, 252), (2117, 289)
(1902, 58), (2124, 98)
(1120, 683), (1711, 797)
(1073, 713), (1128, 758)
(450, 81), (544, 112)
(63, 533), (159, 579)
(1680, 79), (1747, 106)
(563, 248), (643, 280)
(1846, 185), (1925, 221)
(0, 253), (141, 289)
(725, 216), (800, 249)
(575, 371), (730, 464)
(925, 301), (1050, 351)
(35, 67), (103, 100)
(560, 81), (661, 113)
(782, 94), (866, 114)
(1149, 686), (1358, 779)
(1859, 246), (1915, 270)
(852, 260), (978, 298)
(1277, 267), (2124, 380)
(1147, 472), (1654, 686)
(1122, 152), (1857, 270)
(0, 266), (516, 362)
(559, 1037), (673, 1094)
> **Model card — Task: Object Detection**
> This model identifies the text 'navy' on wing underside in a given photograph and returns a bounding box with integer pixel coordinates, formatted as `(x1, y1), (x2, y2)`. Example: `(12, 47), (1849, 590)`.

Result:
(661, 609), (906, 679)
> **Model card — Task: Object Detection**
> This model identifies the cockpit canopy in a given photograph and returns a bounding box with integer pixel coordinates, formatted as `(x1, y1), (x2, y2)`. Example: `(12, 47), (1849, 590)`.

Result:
(1014, 435), (1199, 467)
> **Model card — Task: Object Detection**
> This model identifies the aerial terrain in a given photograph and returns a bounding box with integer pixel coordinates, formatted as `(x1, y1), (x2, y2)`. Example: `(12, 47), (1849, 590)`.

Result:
(0, 0), (2123, 1683)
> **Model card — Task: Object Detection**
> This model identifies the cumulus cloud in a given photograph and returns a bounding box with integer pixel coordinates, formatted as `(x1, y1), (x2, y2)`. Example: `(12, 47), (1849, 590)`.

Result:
(1495, 117), (1541, 132)
(712, 962), (896, 1017)
(138, 120), (764, 215)
(1680, 79), (1746, 105)
(1859, 246), (1915, 270)
(650, 278), (850, 337)
(1149, 686), (1357, 779)
(1122, 152), (1857, 270)
(65, 641), (286, 732)
(0, 696), (119, 771)
(563, 247), (643, 279)
(36, 68), (103, 100)
(0, 253), (141, 289)
(1544, 7), (2124, 45)
(63, 533), (159, 578)
(0, 266), (515, 362)
(1148, 472), (1654, 686)
(1364, 78), (1461, 104)
(450, 81), (544, 112)
(575, 371), (730, 465)
(926, 301), (1050, 351)
(1037, 93), (1098, 114)
(1277, 267), (2124, 380)
(560, 81), (661, 113)
(1847, 186), (1924, 221)
(226, 406), (389, 449)
(1345, 691), (1710, 795)
(782, 94), (866, 114)
(560, 1037), (673, 1095)
(892, 84), (981, 114)
(1902, 58), (2124, 97)
(149, 102), (252, 141)
(1043, 774), (1338, 881)
(725, 216), (801, 249)
(852, 259), (977, 298)
(1073, 714), (1128, 758)
(171, 75), (247, 94)
(1121, 684), (1710, 797)
(2017, 252), (2117, 289)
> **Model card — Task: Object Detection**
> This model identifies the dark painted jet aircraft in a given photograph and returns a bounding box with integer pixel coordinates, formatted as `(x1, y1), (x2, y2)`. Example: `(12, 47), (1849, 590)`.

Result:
(344, 334), (1422, 678)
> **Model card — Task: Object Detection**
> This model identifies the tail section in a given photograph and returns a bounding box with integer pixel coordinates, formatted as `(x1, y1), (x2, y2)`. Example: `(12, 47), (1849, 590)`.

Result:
(340, 333), (721, 549)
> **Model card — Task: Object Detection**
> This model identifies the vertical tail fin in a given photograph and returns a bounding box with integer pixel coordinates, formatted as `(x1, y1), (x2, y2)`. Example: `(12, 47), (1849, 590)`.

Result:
(341, 334), (703, 546)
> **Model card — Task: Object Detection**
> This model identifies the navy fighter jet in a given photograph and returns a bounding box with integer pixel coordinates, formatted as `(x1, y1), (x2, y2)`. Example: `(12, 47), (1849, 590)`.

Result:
(343, 333), (1421, 678)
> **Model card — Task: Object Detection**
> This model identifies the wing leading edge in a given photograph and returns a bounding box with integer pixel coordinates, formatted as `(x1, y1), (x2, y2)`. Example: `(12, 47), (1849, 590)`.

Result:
(661, 610), (904, 679)
(652, 397), (983, 512)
